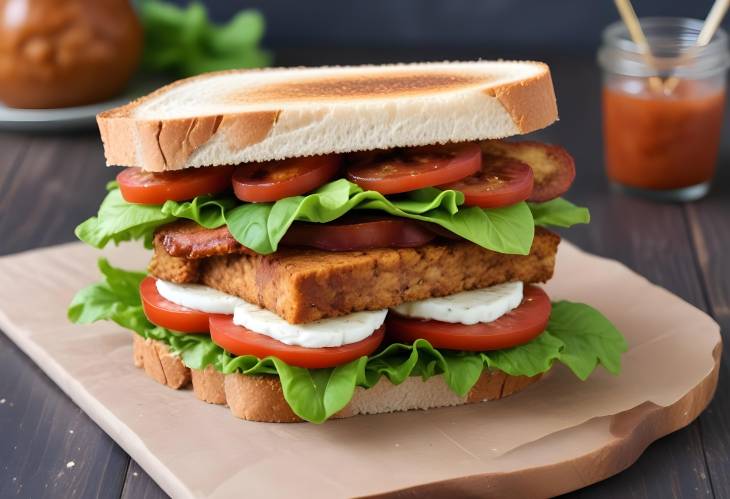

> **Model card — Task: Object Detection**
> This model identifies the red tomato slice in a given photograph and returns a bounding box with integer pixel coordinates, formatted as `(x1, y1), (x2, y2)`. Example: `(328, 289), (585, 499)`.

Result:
(209, 315), (385, 369)
(140, 277), (210, 333)
(232, 154), (341, 203)
(385, 285), (551, 351)
(439, 155), (534, 208)
(118, 165), (234, 204)
(281, 214), (435, 251)
(345, 142), (482, 195)
(481, 140), (576, 202)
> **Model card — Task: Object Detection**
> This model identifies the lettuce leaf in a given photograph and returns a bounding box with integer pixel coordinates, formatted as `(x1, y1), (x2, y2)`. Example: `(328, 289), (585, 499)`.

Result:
(75, 189), (174, 249)
(68, 261), (627, 423)
(529, 198), (590, 227)
(75, 188), (234, 249)
(226, 179), (534, 254)
(67, 258), (226, 369)
(75, 181), (587, 256)
(546, 301), (628, 379)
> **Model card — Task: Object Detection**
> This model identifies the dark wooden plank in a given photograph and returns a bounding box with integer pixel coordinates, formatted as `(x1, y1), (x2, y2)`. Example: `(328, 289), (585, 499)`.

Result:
(0, 135), (130, 498)
(120, 461), (168, 499)
(0, 333), (129, 499)
(684, 162), (730, 498)
(0, 133), (113, 256)
(565, 425), (713, 498)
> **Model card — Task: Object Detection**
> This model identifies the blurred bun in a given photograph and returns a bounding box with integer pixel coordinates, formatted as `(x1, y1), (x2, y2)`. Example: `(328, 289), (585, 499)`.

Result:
(0, 0), (142, 109)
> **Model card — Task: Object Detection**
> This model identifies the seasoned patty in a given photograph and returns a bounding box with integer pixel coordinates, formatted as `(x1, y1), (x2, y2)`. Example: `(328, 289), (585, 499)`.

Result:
(149, 226), (560, 324)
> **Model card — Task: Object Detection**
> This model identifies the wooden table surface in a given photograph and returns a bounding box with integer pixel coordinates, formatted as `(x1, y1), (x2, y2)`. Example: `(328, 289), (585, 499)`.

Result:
(0, 50), (728, 499)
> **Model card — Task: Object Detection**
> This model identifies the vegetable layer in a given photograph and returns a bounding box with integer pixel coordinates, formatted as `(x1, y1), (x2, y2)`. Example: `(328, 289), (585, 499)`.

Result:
(76, 180), (590, 256)
(68, 260), (627, 423)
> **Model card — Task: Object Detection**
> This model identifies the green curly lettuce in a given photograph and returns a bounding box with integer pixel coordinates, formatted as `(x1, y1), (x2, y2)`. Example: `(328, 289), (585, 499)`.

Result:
(75, 180), (589, 256)
(75, 186), (236, 249)
(68, 261), (627, 423)
(225, 180), (534, 254)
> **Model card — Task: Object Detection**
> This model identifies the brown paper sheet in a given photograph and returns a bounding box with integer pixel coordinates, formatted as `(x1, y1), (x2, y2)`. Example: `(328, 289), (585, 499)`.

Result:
(0, 241), (720, 498)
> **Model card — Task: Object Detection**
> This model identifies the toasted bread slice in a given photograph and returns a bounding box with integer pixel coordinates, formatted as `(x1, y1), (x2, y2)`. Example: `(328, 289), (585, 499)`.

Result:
(133, 337), (543, 423)
(149, 228), (560, 324)
(98, 61), (557, 171)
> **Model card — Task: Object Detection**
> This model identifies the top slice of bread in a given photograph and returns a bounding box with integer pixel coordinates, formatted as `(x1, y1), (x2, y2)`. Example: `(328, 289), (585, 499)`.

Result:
(98, 61), (558, 171)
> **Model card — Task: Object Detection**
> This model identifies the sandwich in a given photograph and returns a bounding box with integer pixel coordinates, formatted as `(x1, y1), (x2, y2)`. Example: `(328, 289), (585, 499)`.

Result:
(68, 61), (627, 423)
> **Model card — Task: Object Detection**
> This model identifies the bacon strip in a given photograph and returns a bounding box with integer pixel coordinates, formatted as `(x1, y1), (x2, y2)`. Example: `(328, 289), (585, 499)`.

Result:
(154, 220), (253, 259)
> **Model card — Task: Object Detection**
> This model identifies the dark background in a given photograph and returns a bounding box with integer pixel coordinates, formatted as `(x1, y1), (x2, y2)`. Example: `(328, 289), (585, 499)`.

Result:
(180, 0), (726, 55)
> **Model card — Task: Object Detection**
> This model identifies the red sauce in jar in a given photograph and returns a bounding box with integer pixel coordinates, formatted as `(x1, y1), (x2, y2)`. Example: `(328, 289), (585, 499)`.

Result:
(603, 80), (725, 190)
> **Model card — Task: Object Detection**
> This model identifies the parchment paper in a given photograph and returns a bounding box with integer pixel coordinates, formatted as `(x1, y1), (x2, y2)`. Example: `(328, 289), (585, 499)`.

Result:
(0, 241), (720, 498)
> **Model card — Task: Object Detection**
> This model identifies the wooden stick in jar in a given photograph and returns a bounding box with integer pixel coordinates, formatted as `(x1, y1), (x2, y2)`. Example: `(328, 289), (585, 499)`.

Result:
(663, 0), (730, 94)
(612, 0), (665, 94)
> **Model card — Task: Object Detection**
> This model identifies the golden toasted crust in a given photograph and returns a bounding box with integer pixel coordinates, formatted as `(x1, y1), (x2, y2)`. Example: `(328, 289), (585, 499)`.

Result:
(191, 366), (227, 405)
(149, 228), (559, 323)
(483, 69), (557, 133)
(228, 72), (486, 103)
(132, 335), (191, 389)
(224, 373), (302, 423)
(132, 334), (144, 368)
(97, 61), (557, 171)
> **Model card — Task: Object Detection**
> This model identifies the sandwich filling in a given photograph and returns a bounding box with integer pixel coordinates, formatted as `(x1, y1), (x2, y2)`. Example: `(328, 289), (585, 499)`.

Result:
(154, 279), (525, 348)
(69, 139), (627, 423)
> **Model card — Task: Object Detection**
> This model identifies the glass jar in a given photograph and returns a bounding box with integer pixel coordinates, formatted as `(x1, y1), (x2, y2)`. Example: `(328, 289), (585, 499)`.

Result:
(598, 17), (730, 201)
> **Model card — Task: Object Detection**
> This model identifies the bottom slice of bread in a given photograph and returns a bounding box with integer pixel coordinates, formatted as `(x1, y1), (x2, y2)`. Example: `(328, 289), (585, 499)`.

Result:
(132, 336), (543, 423)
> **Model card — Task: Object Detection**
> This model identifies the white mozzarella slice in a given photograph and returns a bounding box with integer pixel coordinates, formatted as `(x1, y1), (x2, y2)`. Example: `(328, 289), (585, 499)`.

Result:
(155, 280), (247, 314)
(233, 303), (388, 348)
(392, 281), (523, 325)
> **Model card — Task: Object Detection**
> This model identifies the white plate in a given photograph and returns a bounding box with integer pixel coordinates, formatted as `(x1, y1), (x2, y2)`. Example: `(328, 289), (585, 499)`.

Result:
(0, 78), (166, 132)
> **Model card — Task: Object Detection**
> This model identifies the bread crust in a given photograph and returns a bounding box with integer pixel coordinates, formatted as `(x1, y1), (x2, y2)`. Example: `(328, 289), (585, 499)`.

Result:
(191, 365), (227, 405)
(97, 61), (557, 171)
(132, 335), (191, 389)
(132, 338), (543, 423)
(149, 228), (560, 324)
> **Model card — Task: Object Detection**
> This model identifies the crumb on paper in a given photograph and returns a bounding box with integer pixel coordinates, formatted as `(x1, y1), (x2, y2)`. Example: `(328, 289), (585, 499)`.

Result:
(66, 461), (75, 469)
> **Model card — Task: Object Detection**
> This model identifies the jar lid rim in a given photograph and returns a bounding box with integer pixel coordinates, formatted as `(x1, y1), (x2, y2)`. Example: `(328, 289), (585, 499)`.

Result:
(600, 17), (730, 77)
(603, 17), (728, 55)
